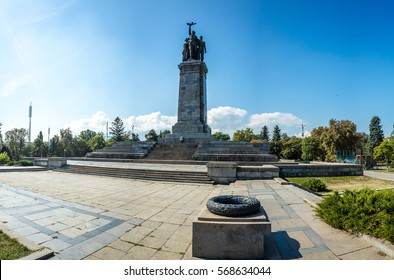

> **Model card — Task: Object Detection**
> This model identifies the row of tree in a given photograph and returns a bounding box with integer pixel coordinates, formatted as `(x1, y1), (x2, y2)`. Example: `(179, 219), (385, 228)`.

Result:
(0, 116), (392, 164)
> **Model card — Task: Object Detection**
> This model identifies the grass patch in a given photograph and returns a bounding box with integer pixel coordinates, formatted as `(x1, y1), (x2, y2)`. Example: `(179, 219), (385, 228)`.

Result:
(0, 230), (32, 260)
(316, 189), (394, 244)
(286, 176), (394, 192)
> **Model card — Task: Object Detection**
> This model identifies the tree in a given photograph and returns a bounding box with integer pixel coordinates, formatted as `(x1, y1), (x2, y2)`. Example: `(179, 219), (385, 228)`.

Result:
(301, 137), (322, 161)
(310, 119), (362, 162)
(261, 125), (269, 141)
(270, 125), (282, 157)
(110, 117), (129, 142)
(213, 132), (230, 141)
(373, 139), (394, 170)
(233, 128), (255, 142)
(145, 129), (159, 141)
(88, 133), (106, 151)
(79, 129), (97, 142)
(48, 135), (61, 157)
(368, 116), (384, 155)
(60, 128), (74, 156)
(281, 136), (302, 160)
(32, 131), (46, 157)
(5, 128), (28, 160)
(159, 130), (171, 138)
(0, 123), (3, 144)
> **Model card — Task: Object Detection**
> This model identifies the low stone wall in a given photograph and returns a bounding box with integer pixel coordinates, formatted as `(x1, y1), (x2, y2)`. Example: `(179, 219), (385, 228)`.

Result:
(33, 158), (67, 168)
(279, 163), (363, 177)
(237, 165), (279, 180)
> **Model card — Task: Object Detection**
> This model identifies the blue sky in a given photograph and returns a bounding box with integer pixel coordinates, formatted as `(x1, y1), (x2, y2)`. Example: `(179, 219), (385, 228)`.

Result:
(1, 0), (394, 141)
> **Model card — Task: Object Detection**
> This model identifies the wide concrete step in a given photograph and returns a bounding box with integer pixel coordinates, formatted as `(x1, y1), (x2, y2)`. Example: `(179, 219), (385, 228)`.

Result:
(55, 165), (213, 184)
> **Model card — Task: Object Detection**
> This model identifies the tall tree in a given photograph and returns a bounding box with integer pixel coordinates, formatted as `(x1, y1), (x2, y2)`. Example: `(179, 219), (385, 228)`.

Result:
(60, 128), (74, 157)
(270, 125), (282, 157)
(301, 136), (322, 161)
(32, 131), (45, 157)
(88, 133), (106, 151)
(145, 129), (159, 141)
(0, 123), (3, 144)
(5, 128), (28, 160)
(261, 125), (269, 141)
(110, 117), (129, 142)
(159, 129), (171, 138)
(281, 136), (302, 160)
(233, 128), (255, 142)
(368, 116), (384, 155)
(213, 131), (230, 141)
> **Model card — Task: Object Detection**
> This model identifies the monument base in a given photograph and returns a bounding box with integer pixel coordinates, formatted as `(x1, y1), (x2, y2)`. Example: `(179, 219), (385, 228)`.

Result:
(159, 133), (214, 144)
(192, 207), (271, 259)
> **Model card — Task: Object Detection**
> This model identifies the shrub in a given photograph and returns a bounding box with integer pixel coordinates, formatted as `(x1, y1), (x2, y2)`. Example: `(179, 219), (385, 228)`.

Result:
(316, 189), (394, 243)
(17, 160), (34, 166)
(0, 152), (10, 164)
(301, 178), (328, 192)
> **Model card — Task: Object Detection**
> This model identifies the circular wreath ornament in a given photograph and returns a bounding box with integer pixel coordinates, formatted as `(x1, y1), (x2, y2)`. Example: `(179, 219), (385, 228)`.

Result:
(206, 195), (261, 217)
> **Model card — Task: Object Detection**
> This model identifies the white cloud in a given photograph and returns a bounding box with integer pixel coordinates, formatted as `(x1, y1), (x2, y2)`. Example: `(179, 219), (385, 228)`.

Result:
(207, 106), (248, 134)
(124, 112), (176, 133)
(66, 111), (110, 134)
(0, 76), (30, 97)
(247, 112), (304, 131)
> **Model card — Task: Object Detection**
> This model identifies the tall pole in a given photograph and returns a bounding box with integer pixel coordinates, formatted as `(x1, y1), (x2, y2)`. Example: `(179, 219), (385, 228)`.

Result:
(28, 102), (32, 143)
(106, 121), (109, 141)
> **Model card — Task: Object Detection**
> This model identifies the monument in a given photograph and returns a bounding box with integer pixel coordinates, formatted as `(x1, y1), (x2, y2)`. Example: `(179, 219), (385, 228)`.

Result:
(161, 22), (214, 144)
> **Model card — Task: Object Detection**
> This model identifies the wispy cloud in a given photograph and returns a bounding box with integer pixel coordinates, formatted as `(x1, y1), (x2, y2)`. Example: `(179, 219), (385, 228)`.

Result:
(0, 76), (30, 97)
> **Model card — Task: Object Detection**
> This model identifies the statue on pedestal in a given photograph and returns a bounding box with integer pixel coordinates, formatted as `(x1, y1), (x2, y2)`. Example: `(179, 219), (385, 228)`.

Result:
(182, 22), (206, 62)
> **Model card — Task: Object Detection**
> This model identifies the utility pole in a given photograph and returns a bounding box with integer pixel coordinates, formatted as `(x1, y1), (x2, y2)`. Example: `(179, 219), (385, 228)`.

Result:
(301, 122), (306, 138)
(28, 102), (32, 143)
(106, 121), (109, 141)
(48, 127), (50, 143)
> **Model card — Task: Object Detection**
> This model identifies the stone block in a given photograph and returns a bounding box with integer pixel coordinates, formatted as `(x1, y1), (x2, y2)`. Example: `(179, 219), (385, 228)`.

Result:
(192, 208), (271, 259)
(207, 161), (237, 184)
(48, 157), (67, 168)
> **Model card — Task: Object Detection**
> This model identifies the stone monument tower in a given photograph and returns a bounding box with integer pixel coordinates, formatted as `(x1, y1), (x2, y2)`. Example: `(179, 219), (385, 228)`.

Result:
(162, 22), (213, 143)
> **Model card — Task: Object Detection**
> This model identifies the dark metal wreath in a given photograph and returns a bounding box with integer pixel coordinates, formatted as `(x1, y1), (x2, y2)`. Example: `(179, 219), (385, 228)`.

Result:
(206, 195), (261, 217)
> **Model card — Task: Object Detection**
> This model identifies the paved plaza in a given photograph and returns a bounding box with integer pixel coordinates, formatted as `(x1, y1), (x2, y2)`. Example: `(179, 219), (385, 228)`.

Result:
(0, 167), (393, 260)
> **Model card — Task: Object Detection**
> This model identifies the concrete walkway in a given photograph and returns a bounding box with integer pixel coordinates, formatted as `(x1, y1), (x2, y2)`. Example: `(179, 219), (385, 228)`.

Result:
(364, 170), (394, 182)
(0, 169), (392, 260)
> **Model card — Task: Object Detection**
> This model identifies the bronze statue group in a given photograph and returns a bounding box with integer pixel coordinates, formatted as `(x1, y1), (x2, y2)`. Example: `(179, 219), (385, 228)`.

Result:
(183, 22), (206, 62)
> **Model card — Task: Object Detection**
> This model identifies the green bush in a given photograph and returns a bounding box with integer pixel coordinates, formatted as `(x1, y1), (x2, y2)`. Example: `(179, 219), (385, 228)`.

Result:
(301, 178), (328, 192)
(17, 160), (34, 166)
(0, 152), (10, 164)
(316, 189), (394, 243)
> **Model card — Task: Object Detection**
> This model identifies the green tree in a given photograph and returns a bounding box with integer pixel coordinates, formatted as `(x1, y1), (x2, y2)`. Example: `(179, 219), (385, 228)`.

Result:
(145, 129), (159, 141)
(159, 129), (171, 138)
(88, 133), (106, 151)
(270, 125), (282, 157)
(368, 116), (384, 155)
(131, 133), (140, 142)
(280, 136), (302, 160)
(301, 136), (322, 161)
(373, 140), (394, 169)
(261, 125), (269, 141)
(5, 128), (28, 160)
(0, 123), (3, 144)
(32, 131), (46, 157)
(213, 132), (230, 141)
(60, 128), (74, 157)
(48, 135), (61, 157)
(79, 129), (97, 142)
(110, 117), (129, 142)
(233, 128), (255, 142)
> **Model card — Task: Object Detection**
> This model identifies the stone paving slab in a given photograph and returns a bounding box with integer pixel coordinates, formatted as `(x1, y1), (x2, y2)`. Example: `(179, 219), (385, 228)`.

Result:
(0, 170), (392, 260)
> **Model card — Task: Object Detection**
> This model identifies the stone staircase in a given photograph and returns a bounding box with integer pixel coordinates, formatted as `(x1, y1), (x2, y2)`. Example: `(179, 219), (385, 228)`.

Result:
(55, 164), (213, 184)
(86, 141), (156, 159)
(146, 144), (198, 160)
(193, 141), (278, 162)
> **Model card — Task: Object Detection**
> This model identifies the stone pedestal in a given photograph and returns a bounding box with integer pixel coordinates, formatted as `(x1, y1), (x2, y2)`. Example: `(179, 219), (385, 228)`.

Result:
(207, 161), (237, 184)
(162, 60), (213, 144)
(192, 208), (271, 259)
